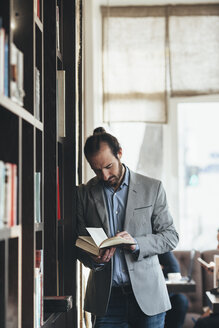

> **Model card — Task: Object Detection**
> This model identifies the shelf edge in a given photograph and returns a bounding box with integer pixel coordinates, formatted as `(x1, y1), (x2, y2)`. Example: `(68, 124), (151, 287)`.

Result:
(0, 95), (43, 130)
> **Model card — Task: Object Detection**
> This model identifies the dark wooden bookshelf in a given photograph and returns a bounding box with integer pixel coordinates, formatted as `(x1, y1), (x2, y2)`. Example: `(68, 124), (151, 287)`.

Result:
(0, 0), (81, 327)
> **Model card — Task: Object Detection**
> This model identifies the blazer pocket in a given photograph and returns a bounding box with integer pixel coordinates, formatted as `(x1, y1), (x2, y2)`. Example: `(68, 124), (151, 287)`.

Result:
(134, 205), (152, 210)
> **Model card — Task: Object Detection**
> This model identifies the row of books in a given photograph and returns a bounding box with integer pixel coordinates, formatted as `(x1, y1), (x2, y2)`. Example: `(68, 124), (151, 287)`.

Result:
(0, 18), (25, 105)
(0, 161), (17, 228)
(35, 249), (43, 327)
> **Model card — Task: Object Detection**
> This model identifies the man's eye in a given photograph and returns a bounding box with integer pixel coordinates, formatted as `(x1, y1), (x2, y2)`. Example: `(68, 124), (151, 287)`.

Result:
(106, 164), (112, 169)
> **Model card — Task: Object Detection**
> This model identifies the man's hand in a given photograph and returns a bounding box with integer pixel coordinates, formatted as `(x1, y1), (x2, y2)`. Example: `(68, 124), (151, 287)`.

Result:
(91, 247), (116, 264)
(116, 231), (136, 252)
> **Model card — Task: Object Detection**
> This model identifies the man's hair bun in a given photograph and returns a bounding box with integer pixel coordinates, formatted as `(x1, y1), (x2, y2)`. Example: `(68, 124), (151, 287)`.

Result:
(84, 126), (121, 159)
(93, 127), (106, 135)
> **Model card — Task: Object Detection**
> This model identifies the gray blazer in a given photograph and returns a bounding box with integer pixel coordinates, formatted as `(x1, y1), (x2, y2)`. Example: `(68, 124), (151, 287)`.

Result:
(76, 170), (179, 316)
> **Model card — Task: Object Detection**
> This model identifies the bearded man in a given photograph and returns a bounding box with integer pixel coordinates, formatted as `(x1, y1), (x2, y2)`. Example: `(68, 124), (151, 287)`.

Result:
(76, 127), (179, 328)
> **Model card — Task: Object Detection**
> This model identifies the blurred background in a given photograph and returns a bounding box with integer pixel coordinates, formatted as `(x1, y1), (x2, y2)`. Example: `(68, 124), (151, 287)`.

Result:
(83, 0), (219, 251)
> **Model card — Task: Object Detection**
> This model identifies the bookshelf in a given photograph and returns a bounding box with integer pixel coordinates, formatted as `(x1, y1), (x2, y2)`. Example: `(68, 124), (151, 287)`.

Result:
(0, 0), (80, 327)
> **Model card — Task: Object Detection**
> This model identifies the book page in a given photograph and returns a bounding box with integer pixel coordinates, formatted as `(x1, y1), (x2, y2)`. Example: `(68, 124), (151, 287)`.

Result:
(86, 227), (108, 247)
(101, 236), (134, 248)
(79, 236), (96, 247)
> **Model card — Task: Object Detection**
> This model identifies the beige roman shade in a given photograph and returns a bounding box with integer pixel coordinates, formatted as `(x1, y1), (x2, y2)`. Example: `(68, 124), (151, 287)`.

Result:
(102, 5), (219, 123)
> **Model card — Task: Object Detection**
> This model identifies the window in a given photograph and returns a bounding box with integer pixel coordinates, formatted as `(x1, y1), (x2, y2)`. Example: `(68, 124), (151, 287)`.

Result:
(177, 102), (219, 250)
(102, 5), (219, 123)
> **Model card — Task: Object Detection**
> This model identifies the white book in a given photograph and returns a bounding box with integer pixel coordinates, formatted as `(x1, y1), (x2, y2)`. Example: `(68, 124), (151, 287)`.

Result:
(12, 164), (17, 226)
(35, 67), (40, 120)
(10, 43), (25, 106)
(34, 0), (37, 16)
(4, 163), (12, 226)
(56, 6), (60, 52)
(17, 48), (25, 105)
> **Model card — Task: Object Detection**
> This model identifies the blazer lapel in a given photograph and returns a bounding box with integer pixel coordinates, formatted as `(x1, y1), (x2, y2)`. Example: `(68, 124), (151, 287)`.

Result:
(90, 182), (110, 236)
(123, 171), (138, 230)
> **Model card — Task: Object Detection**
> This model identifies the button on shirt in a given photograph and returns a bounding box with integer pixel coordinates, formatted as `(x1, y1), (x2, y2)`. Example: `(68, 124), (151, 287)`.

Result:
(103, 165), (130, 287)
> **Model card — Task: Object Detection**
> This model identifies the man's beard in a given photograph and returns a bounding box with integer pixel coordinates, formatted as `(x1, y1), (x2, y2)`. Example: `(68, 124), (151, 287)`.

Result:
(103, 161), (123, 189)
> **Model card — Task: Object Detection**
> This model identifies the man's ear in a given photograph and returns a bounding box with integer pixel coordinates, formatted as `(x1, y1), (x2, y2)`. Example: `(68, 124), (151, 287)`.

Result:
(117, 148), (122, 160)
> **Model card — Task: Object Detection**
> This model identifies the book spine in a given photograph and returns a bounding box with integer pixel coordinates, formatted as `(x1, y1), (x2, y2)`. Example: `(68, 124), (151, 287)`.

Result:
(34, 172), (41, 223)
(12, 164), (18, 225)
(35, 250), (43, 326)
(4, 34), (9, 96)
(35, 67), (40, 120)
(0, 27), (5, 95)
(56, 6), (60, 52)
(0, 161), (5, 227)
(4, 163), (11, 226)
(10, 43), (25, 106)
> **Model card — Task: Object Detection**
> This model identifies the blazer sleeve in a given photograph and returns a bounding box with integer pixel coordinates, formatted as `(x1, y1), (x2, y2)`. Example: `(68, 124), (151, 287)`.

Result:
(135, 182), (179, 261)
(75, 186), (106, 271)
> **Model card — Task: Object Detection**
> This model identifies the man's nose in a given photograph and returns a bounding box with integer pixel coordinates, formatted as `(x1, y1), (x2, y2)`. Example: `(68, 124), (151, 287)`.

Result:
(102, 169), (110, 181)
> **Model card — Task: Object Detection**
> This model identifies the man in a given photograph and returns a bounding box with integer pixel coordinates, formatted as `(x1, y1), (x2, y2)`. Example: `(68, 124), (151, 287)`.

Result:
(193, 259), (219, 328)
(158, 252), (188, 328)
(76, 127), (179, 328)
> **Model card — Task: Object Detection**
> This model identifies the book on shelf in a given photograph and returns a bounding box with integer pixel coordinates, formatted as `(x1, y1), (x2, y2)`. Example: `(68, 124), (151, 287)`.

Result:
(0, 22), (9, 97)
(0, 161), (17, 228)
(35, 249), (43, 327)
(35, 67), (41, 120)
(4, 35), (9, 97)
(44, 295), (73, 313)
(57, 70), (66, 138)
(56, 6), (60, 52)
(76, 227), (136, 256)
(0, 161), (5, 227)
(0, 25), (5, 95)
(10, 42), (25, 106)
(34, 172), (41, 223)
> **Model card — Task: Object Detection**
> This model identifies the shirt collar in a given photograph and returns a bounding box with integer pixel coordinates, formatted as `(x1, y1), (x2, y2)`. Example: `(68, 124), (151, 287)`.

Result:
(121, 164), (129, 188)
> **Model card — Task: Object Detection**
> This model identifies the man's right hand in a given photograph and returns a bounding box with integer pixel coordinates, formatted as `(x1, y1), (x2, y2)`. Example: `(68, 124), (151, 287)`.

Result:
(91, 247), (116, 264)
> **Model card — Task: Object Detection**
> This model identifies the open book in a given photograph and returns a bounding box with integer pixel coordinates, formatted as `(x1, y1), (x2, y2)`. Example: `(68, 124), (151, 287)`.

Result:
(75, 227), (136, 256)
(197, 257), (215, 270)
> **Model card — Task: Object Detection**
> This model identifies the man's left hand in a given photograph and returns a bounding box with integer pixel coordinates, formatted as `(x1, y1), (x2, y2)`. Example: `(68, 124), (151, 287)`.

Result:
(116, 231), (136, 252)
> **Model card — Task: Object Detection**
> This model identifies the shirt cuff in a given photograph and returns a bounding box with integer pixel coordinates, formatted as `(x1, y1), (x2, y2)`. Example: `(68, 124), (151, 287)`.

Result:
(92, 261), (105, 271)
(131, 239), (140, 258)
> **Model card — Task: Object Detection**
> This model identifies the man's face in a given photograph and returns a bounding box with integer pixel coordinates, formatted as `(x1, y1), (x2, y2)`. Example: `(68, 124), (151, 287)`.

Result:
(88, 142), (124, 189)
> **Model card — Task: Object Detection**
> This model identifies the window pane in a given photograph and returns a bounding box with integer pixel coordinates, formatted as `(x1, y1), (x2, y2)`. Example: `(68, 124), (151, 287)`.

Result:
(178, 102), (219, 250)
(169, 15), (219, 95)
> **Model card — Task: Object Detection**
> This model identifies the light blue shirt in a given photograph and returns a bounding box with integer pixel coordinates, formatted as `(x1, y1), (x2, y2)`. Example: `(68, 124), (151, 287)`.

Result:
(103, 165), (131, 286)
